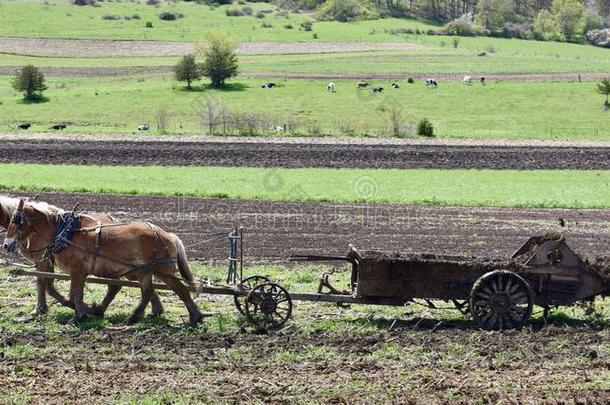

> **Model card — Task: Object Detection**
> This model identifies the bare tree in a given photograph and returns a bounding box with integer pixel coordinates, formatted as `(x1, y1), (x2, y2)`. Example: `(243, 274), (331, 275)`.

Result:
(195, 97), (225, 135)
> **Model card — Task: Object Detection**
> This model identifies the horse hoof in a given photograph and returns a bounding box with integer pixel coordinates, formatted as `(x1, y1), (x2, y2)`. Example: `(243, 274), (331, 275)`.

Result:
(125, 316), (141, 325)
(32, 306), (48, 316)
(189, 313), (204, 325)
(89, 304), (105, 317)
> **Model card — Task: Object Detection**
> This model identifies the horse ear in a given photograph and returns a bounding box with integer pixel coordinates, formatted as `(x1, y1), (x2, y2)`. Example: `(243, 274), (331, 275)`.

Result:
(17, 199), (25, 211)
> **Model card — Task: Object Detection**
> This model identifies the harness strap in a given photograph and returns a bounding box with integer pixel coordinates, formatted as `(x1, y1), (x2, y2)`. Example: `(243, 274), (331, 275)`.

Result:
(60, 236), (177, 278)
(90, 221), (102, 274)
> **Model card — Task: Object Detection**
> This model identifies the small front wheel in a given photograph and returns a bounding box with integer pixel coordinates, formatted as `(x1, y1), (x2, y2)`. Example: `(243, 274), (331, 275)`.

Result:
(245, 282), (292, 330)
(470, 270), (533, 330)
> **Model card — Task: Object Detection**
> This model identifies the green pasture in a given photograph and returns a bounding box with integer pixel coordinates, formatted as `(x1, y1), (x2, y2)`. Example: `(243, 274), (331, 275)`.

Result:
(0, 75), (608, 140)
(0, 0), (436, 42)
(1, 163), (610, 208)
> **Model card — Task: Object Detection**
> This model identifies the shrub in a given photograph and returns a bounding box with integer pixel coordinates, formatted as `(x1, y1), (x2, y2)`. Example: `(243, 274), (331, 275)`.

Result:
(417, 118), (434, 137)
(226, 8), (245, 16)
(146, 0), (160, 5)
(261, 22), (273, 28)
(300, 21), (313, 31)
(241, 6), (253, 15)
(102, 14), (121, 20)
(145, 21), (154, 28)
(316, 0), (363, 22)
(159, 12), (183, 21)
(132, 14), (141, 20)
(313, 32), (318, 39)
(443, 17), (477, 36)
(502, 22), (532, 39)
(587, 28), (610, 48)
(284, 24), (293, 29)
(389, 27), (414, 35)
(74, 0), (97, 5)
(255, 11), (266, 18)
(407, 77), (414, 83)
(12, 65), (48, 101)
(452, 36), (460, 48)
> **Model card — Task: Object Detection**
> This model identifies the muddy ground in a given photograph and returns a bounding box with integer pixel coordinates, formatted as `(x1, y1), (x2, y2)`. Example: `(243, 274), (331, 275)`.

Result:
(2, 139), (610, 170)
(1, 324), (609, 403)
(1, 192), (608, 263)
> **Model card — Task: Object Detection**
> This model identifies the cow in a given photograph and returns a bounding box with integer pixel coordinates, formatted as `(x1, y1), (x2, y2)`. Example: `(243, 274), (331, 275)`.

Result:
(327, 82), (336, 92)
(426, 79), (438, 87)
(14, 123), (31, 130)
(372, 87), (384, 93)
(391, 82), (400, 89)
(261, 82), (276, 89)
(463, 76), (472, 85)
(357, 81), (369, 89)
(51, 124), (67, 130)
(480, 77), (486, 85)
(138, 124), (150, 131)
(271, 126), (284, 132)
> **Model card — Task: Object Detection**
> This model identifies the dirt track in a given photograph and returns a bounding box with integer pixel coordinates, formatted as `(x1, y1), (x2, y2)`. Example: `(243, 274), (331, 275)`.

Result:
(1, 139), (609, 169)
(0, 65), (604, 81)
(0, 37), (420, 57)
(3, 192), (608, 263)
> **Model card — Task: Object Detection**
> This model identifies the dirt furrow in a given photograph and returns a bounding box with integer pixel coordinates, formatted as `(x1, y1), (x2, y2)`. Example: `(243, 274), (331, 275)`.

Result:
(1, 139), (609, 169)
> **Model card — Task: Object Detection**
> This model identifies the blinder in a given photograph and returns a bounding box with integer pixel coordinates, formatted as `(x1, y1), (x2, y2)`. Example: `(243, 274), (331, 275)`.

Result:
(12, 212), (26, 225)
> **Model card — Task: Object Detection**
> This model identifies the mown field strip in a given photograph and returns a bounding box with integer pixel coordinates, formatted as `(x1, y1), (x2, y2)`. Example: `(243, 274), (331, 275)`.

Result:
(1, 163), (610, 208)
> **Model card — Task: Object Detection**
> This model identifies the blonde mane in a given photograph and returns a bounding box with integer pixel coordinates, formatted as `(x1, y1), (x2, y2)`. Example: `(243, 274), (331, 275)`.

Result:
(0, 195), (18, 218)
(0, 195), (65, 222)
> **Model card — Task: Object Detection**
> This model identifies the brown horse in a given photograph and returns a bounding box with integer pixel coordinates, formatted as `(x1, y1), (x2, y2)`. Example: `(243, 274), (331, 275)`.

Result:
(0, 196), (166, 317)
(3, 199), (202, 325)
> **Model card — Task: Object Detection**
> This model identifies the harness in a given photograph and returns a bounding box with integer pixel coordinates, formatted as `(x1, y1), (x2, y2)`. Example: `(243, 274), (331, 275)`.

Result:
(43, 212), (81, 259)
(41, 215), (176, 276)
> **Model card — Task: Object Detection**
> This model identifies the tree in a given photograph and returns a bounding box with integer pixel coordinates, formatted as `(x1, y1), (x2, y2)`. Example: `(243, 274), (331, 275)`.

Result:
(12, 65), (47, 101)
(533, 9), (562, 40)
(551, 0), (585, 42)
(598, 78), (610, 107)
(174, 55), (201, 89)
(475, 0), (517, 33)
(198, 31), (239, 88)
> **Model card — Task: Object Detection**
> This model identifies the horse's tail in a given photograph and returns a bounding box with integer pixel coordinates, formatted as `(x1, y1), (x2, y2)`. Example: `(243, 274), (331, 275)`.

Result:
(172, 234), (195, 289)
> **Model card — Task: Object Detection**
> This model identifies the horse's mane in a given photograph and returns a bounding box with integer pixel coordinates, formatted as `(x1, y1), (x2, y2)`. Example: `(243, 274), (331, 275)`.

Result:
(0, 196), (18, 218)
(0, 195), (65, 221)
(28, 201), (65, 221)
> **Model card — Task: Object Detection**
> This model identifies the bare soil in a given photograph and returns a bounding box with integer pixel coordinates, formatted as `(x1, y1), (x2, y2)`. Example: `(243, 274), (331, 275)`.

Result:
(2, 192), (608, 263)
(2, 139), (610, 169)
(0, 37), (419, 57)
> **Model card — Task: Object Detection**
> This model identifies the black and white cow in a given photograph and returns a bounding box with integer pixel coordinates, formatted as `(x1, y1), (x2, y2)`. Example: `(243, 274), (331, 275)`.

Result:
(425, 79), (438, 87)
(261, 82), (276, 89)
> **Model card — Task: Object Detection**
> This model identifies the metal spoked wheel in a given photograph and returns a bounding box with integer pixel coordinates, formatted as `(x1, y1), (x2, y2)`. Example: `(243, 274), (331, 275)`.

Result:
(470, 270), (534, 330)
(245, 282), (293, 330)
(234, 275), (271, 315)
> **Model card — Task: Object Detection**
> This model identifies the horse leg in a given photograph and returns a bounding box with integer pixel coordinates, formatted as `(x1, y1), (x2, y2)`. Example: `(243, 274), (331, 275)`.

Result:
(158, 275), (203, 325)
(125, 274), (153, 325)
(150, 290), (164, 316)
(42, 262), (74, 309)
(69, 272), (88, 323)
(90, 285), (122, 317)
(34, 262), (50, 315)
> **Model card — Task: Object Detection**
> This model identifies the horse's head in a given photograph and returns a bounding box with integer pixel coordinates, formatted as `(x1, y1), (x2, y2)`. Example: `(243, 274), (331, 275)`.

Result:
(3, 199), (35, 253)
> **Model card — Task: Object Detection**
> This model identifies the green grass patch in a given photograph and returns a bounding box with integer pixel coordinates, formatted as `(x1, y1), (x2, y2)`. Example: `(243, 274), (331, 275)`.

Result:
(1, 163), (610, 208)
(0, 0), (435, 42)
(0, 75), (609, 140)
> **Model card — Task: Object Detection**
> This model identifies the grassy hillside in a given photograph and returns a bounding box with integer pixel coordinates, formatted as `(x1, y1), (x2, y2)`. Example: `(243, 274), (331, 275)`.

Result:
(2, 163), (610, 208)
(0, 0), (436, 42)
